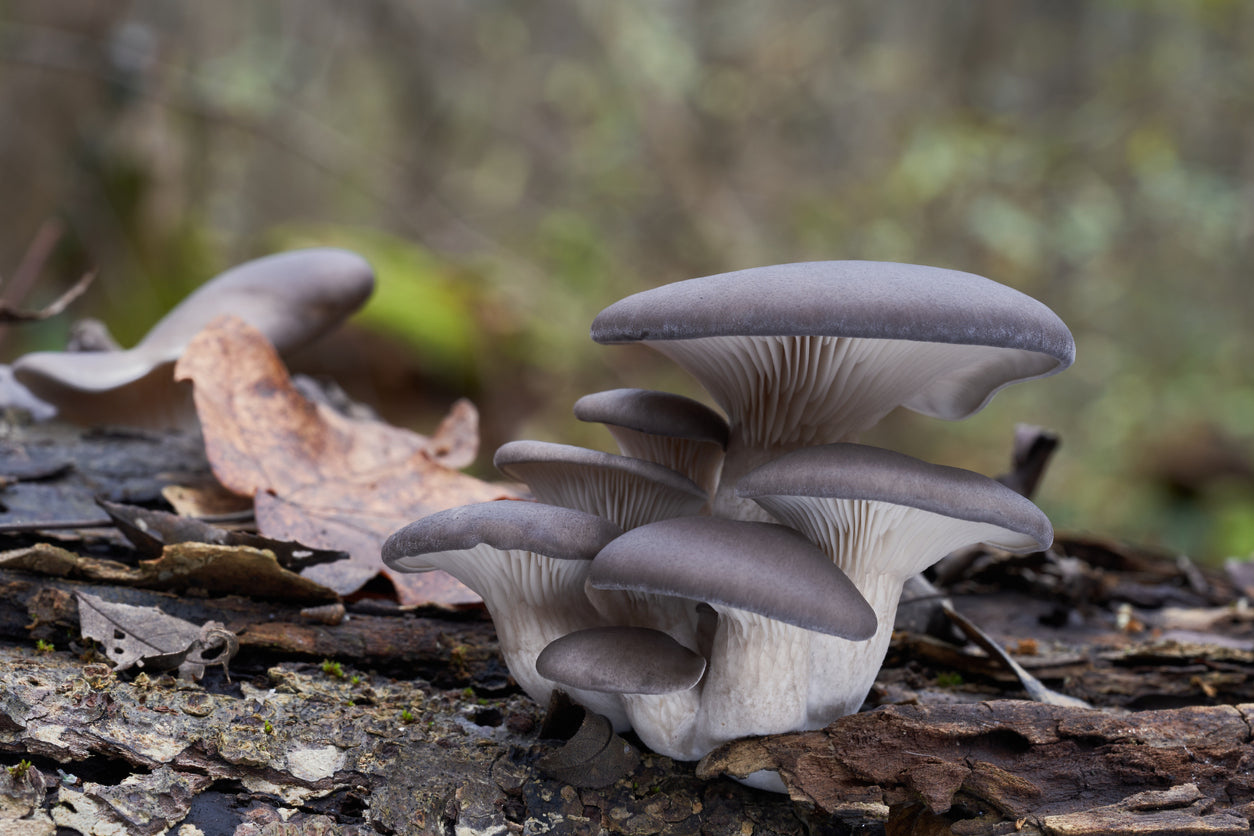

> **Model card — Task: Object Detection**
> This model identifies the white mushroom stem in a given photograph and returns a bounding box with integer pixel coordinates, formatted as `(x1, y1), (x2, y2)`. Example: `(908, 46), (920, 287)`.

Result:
(756, 497), (1039, 725)
(416, 545), (626, 728)
(696, 608), (814, 747)
(615, 606), (814, 767)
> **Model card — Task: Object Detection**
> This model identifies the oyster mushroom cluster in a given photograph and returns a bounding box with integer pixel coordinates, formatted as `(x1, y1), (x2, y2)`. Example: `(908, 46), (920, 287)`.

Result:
(382, 260), (1074, 787)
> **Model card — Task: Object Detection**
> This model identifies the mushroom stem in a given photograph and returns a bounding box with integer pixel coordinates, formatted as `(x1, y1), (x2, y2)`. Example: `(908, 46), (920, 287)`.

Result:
(805, 571), (904, 720)
(616, 609), (815, 764)
(696, 609), (815, 748)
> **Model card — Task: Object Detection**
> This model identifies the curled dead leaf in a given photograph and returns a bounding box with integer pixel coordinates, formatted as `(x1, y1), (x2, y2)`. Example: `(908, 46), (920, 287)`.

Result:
(174, 315), (515, 605)
(75, 591), (238, 680)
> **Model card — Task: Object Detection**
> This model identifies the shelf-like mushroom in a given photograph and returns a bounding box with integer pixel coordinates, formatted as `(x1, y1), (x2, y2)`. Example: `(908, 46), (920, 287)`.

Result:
(382, 500), (627, 727)
(13, 248), (375, 429)
(573, 388), (729, 497)
(736, 442), (1052, 724)
(591, 261), (1075, 518)
(493, 439), (708, 530)
(588, 515), (875, 766)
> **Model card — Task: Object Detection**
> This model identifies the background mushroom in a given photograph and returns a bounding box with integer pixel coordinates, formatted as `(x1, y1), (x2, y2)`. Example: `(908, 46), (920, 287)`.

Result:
(13, 247), (375, 429)
(736, 442), (1053, 724)
(382, 500), (628, 727)
(590, 260), (1075, 518)
(573, 388), (729, 498)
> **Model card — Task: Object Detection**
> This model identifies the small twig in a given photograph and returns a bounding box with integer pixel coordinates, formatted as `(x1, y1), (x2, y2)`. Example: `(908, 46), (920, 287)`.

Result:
(0, 270), (97, 324)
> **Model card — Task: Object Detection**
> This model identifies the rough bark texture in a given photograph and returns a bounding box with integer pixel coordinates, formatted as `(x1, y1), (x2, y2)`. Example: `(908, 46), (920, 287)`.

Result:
(699, 701), (1254, 834)
(4, 424), (1254, 834)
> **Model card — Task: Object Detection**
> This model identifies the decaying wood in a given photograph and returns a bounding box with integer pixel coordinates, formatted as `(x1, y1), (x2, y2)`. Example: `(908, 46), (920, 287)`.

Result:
(0, 568), (501, 686)
(0, 644), (840, 836)
(5, 405), (1254, 833)
(699, 700), (1254, 834)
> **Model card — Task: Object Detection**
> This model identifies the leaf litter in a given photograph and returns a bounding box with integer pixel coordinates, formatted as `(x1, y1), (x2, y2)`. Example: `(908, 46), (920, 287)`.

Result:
(75, 591), (238, 681)
(174, 314), (515, 605)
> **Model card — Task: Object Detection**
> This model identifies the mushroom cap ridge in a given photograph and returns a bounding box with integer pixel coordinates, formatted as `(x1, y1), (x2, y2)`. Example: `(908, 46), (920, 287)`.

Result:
(382, 500), (623, 572)
(537, 626), (706, 695)
(736, 443), (1053, 551)
(573, 389), (730, 448)
(590, 516), (877, 641)
(590, 261), (1075, 368)
(494, 440), (707, 501)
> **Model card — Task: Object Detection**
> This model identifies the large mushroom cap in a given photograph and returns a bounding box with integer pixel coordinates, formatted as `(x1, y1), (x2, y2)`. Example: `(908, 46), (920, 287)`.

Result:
(735, 442), (1053, 553)
(590, 516), (876, 641)
(493, 440), (708, 529)
(592, 260), (1072, 362)
(382, 499), (622, 572)
(537, 626), (706, 695)
(590, 261), (1075, 427)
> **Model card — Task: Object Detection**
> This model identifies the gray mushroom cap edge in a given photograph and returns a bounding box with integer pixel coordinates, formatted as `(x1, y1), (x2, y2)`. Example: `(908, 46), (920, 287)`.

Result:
(589, 516), (877, 641)
(382, 500), (624, 573)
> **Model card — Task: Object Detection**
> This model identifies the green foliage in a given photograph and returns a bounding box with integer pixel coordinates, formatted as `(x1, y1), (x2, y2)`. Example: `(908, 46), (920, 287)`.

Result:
(2, 3), (1251, 560)
(7, 760), (32, 780)
(320, 659), (345, 679)
(273, 227), (483, 389)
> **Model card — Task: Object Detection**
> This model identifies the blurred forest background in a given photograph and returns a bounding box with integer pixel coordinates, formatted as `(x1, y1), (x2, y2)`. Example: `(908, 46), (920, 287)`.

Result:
(1, 1), (1251, 562)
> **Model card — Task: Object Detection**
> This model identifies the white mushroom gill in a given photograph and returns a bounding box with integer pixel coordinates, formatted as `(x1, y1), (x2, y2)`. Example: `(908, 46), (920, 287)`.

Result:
(650, 335), (1051, 518)
(402, 543), (625, 727)
(512, 464), (706, 530)
(601, 428), (726, 501)
(494, 441), (708, 531)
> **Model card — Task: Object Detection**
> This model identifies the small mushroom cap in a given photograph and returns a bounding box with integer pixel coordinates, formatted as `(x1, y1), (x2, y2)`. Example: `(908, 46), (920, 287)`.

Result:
(573, 389), (730, 448)
(735, 443), (1053, 552)
(382, 500), (623, 573)
(591, 261), (1073, 363)
(494, 440), (706, 498)
(537, 627), (706, 695)
(493, 441), (708, 529)
(590, 516), (877, 641)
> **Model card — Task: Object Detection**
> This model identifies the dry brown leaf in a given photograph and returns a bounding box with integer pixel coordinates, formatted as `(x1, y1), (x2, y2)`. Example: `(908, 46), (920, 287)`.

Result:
(162, 483), (254, 517)
(173, 315), (514, 605)
(426, 398), (481, 469)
